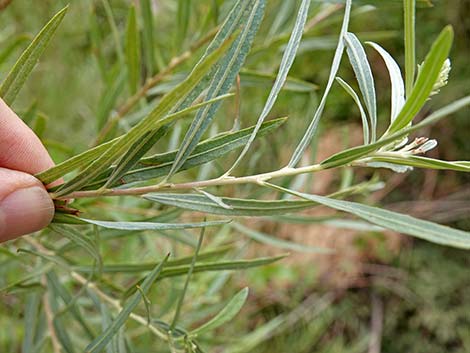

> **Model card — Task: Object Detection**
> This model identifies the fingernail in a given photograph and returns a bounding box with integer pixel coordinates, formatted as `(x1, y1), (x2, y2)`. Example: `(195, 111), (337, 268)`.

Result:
(0, 186), (54, 242)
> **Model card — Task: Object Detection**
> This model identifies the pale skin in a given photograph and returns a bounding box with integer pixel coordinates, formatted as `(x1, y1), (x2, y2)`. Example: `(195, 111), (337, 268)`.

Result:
(0, 98), (55, 242)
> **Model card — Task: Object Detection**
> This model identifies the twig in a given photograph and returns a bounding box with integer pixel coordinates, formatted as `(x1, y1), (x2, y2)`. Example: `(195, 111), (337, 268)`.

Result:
(55, 164), (326, 199)
(368, 293), (383, 353)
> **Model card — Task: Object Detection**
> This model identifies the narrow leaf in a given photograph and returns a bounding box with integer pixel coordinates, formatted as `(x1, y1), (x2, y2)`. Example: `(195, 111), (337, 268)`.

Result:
(366, 42), (405, 121)
(266, 183), (470, 249)
(344, 32), (377, 141)
(125, 4), (141, 94)
(0, 6), (68, 104)
(85, 116), (285, 190)
(167, 0), (266, 179)
(144, 193), (317, 216)
(320, 95), (470, 169)
(157, 255), (286, 280)
(50, 225), (102, 274)
(141, 0), (157, 74)
(37, 94), (236, 185)
(366, 155), (470, 172)
(176, 0), (191, 46)
(54, 36), (234, 197)
(227, 0), (311, 173)
(336, 77), (369, 144)
(404, 0), (416, 96)
(79, 218), (230, 231)
(73, 246), (235, 274)
(85, 254), (170, 353)
(288, 0), (352, 167)
(191, 287), (249, 336)
(387, 26), (453, 134)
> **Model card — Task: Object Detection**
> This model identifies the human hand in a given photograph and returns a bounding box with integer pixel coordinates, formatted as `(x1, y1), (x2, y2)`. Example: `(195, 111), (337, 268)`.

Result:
(0, 98), (55, 242)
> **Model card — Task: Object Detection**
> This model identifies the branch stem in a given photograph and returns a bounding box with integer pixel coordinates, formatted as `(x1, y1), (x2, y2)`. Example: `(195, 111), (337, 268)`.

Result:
(56, 164), (325, 200)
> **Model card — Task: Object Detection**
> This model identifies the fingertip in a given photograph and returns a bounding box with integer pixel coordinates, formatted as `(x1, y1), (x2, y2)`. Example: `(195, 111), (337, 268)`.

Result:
(0, 169), (55, 242)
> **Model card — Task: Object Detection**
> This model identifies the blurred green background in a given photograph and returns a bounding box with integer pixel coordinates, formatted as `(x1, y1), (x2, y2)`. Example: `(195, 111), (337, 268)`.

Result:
(0, 1), (469, 352)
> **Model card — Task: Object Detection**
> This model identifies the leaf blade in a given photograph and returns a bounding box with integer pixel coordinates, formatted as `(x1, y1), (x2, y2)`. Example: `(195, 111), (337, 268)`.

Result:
(387, 26), (453, 134)
(266, 183), (470, 249)
(344, 32), (377, 141)
(191, 287), (249, 336)
(0, 6), (68, 104)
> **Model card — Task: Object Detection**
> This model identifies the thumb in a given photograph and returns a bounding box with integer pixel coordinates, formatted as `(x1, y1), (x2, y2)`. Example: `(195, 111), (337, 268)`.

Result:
(0, 167), (54, 242)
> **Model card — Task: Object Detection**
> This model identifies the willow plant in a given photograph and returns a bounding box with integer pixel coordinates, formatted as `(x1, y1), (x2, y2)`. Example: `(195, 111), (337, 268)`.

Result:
(0, 0), (469, 352)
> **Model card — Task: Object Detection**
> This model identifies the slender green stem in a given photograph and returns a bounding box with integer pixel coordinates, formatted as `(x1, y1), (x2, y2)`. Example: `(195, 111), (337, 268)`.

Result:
(170, 228), (204, 331)
(404, 0), (416, 96)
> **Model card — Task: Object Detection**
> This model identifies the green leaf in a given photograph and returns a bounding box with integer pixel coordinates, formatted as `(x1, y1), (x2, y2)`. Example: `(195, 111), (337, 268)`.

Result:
(167, 0), (266, 179)
(85, 254), (170, 353)
(22, 292), (41, 353)
(37, 94), (235, 185)
(404, 0), (416, 96)
(49, 225), (103, 274)
(144, 193), (317, 216)
(151, 255), (285, 281)
(121, 255), (285, 299)
(0, 6), (68, 105)
(46, 271), (95, 339)
(103, 127), (169, 188)
(366, 155), (470, 172)
(344, 32), (377, 142)
(37, 139), (116, 185)
(288, 0), (352, 167)
(320, 95), (470, 169)
(266, 183), (470, 249)
(53, 36), (235, 196)
(227, 0), (311, 173)
(125, 4), (141, 94)
(191, 287), (249, 336)
(387, 26), (453, 134)
(73, 246), (234, 274)
(85, 117), (285, 188)
(79, 218), (230, 231)
(176, 0), (191, 46)
(101, 94), (234, 188)
(336, 77), (369, 144)
(232, 222), (331, 254)
(101, 0), (124, 64)
(96, 67), (127, 131)
(366, 42), (405, 121)
(46, 288), (77, 353)
(1, 263), (54, 293)
(140, 0), (157, 74)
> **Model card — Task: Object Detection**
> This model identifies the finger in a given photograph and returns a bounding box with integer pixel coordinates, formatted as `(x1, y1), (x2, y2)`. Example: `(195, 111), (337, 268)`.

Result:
(0, 168), (54, 242)
(0, 98), (55, 174)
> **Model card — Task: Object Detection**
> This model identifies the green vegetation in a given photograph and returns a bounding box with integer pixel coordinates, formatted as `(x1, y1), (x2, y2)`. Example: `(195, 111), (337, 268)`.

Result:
(1, 0), (469, 352)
